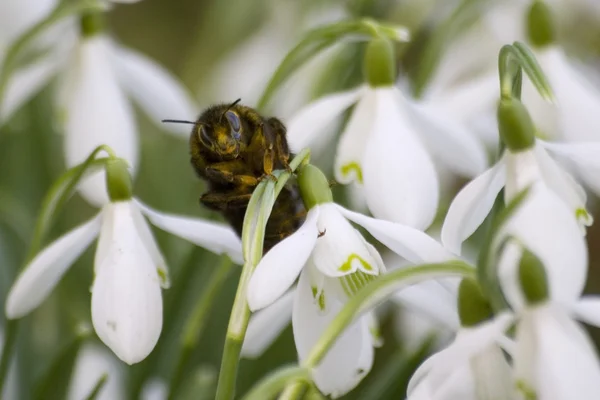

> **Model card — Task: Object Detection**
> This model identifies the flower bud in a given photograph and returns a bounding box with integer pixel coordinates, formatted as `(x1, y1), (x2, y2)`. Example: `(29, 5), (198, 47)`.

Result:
(497, 98), (536, 152)
(80, 12), (105, 37)
(297, 164), (333, 209)
(519, 248), (549, 305)
(458, 278), (493, 327)
(527, 1), (556, 48)
(105, 158), (133, 202)
(363, 37), (396, 87)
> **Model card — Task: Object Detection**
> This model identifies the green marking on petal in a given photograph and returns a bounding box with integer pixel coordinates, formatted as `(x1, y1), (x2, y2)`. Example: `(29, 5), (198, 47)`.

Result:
(338, 253), (373, 273)
(157, 267), (170, 289)
(311, 286), (326, 311)
(576, 208), (593, 226)
(340, 270), (378, 298)
(340, 162), (363, 184)
(516, 380), (537, 400)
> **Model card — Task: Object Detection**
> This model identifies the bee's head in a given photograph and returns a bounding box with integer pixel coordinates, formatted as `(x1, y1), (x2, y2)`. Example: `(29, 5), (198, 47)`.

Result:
(193, 108), (243, 159)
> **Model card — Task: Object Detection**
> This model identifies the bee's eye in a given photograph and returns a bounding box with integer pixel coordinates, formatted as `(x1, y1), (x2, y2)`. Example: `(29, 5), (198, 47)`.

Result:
(225, 111), (241, 138)
(197, 125), (212, 147)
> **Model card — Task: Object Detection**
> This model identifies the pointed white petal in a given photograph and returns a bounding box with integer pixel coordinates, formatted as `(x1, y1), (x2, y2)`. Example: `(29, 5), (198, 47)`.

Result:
(113, 46), (197, 137)
(334, 89), (376, 184)
(286, 86), (365, 153)
(6, 215), (101, 318)
(572, 296), (600, 328)
(533, 143), (592, 227)
(0, 0), (56, 40)
(242, 289), (294, 358)
(540, 140), (600, 197)
(311, 204), (383, 277)
(504, 149), (542, 201)
(135, 199), (242, 265)
(362, 88), (439, 229)
(67, 344), (125, 400)
(63, 36), (138, 207)
(470, 345), (514, 400)
(441, 160), (506, 255)
(403, 97), (488, 177)
(293, 270), (373, 398)
(336, 205), (455, 264)
(516, 304), (600, 400)
(247, 208), (319, 311)
(499, 185), (588, 308)
(0, 56), (61, 124)
(91, 203), (163, 364)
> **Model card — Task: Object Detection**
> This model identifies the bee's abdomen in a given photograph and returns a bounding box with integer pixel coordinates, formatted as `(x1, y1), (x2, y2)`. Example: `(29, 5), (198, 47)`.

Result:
(263, 184), (306, 252)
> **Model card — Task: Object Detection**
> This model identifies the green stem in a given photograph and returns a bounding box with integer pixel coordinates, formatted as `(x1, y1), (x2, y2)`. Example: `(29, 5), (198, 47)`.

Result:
(278, 381), (307, 400)
(0, 320), (18, 395)
(84, 374), (108, 400)
(241, 366), (310, 400)
(0, 0), (103, 116)
(214, 150), (310, 400)
(304, 262), (474, 368)
(168, 257), (235, 399)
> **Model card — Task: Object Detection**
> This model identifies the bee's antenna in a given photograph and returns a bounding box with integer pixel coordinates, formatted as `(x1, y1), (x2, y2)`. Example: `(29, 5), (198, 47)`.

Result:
(220, 98), (242, 121)
(162, 119), (197, 125)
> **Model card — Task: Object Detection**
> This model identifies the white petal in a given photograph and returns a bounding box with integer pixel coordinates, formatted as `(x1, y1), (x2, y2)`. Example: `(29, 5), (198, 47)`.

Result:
(91, 204), (163, 364)
(286, 86), (365, 153)
(242, 289), (294, 358)
(311, 204), (383, 277)
(572, 296), (600, 328)
(247, 207), (319, 311)
(516, 304), (600, 400)
(540, 140), (600, 197)
(441, 160), (506, 255)
(0, 0), (56, 40)
(407, 313), (513, 396)
(533, 143), (592, 227)
(362, 88), (439, 229)
(334, 89), (376, 184)
(113, 45), (197, 137)
(336, 205), (455, 264)
(293, 269), (373, 398)
(135, 199), (243, 265)
(0, 56), (61, 124)
(504, 149), (542, 201)
(403, 97), (488, 177)
(63, 36), (138, 207)
(67, 344), (125, 400)
(499, 185), (588, 309)
(5, 215), (101, 318)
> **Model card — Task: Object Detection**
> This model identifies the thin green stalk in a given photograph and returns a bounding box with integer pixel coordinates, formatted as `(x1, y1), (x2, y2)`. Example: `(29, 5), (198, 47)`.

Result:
(84, 374), (108, 400)
(214, 150), (310, 400)
(304, 262), (474, 369)
(168, 257), (235, 399)
(241, 366), (310, 400)
(0, 0), (103, 116)
(278, 381), (307, 400)
(0, 320), (18, 396)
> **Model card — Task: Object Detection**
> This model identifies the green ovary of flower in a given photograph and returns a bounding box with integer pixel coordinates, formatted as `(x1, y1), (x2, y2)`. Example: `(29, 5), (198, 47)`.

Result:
(340, 162), (363, 184)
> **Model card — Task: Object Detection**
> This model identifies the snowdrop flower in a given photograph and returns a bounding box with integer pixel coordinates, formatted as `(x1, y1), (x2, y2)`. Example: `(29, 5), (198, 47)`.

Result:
(407, 279), (514, 400)
(247, 164), (460, 397)
(508, 247), (600, 400)
(1, 11), (197, 206)
(442, 99), (595, 306)
(286, 37), (487, 230)
(5, 159), (242, 364)
(68, 343), (125, 400)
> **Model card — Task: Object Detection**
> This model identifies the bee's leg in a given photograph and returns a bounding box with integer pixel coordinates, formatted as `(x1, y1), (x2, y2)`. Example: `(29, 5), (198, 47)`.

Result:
(200, 191), (252, 210)
(266, 118), (292, 172)
(205, 161), (259, 186)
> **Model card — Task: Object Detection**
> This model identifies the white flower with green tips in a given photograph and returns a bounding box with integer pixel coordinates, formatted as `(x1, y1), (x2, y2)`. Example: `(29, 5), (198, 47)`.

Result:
(5, 161), (242, 364)
(247, 164), (459, 397)
(286, 37), (487, 230)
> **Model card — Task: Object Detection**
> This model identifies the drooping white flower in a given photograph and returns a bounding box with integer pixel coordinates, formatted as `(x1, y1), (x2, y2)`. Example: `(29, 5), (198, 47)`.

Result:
(407, 313), (514, 400)
(1, 20), (197, 206)
(5, 199), (242, 364)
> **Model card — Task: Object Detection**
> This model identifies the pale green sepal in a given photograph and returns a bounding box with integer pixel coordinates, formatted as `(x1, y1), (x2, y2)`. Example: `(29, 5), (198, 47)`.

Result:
(458, 278), (493, 327)
(519, 248), (549, 306)
(105, 158), (133, 202)
(527, 1), (556, 48)
(297, 164), (333, 210)
(497, 99), (536, 152)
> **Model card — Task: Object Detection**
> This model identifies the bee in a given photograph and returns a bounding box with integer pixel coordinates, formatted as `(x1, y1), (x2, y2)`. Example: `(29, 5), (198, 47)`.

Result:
(164, 100), (306, 252)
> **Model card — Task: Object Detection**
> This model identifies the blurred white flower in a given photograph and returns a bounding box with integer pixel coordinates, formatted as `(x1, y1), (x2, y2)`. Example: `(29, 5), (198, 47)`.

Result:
(287, 85), (487, 230)
(1, 26), (197, 206)
(441, 138), (597, 260)
(68, 344), (125, 400)
(5, 199), (242, 364)
(407, 313), (514, 400)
